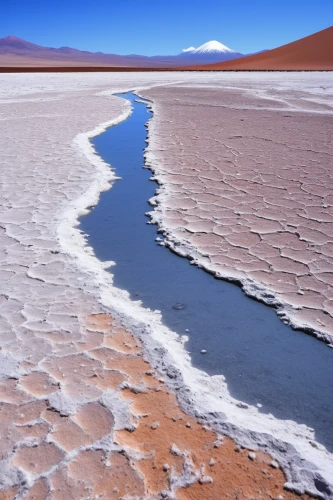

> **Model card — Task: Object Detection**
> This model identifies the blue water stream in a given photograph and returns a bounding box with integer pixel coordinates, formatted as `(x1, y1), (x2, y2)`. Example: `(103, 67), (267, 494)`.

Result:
(80, 92), (333, 451)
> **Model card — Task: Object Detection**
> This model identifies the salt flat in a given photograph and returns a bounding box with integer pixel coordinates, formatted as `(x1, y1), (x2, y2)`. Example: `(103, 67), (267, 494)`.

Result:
(0, 72), (332, 498)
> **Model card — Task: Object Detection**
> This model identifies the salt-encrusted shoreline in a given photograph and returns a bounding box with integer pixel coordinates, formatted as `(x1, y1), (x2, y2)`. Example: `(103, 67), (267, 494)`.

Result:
(59, 88), (333, 496)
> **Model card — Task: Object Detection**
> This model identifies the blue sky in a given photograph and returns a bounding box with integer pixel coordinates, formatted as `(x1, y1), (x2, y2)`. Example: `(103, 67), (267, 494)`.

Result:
(2, 0), (332, 55)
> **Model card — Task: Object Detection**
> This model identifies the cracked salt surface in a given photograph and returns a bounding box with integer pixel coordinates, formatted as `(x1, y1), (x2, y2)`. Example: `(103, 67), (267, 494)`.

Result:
(141, 84), (333, 341)
(0, 72), (332, 497)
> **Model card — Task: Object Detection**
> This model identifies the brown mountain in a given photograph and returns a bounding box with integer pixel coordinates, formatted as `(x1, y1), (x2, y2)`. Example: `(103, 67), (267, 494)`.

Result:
(187, 26), (333, 71)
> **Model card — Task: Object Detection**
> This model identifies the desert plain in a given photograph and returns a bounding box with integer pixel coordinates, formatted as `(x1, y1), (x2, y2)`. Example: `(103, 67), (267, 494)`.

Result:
(0, 72), (332, 499)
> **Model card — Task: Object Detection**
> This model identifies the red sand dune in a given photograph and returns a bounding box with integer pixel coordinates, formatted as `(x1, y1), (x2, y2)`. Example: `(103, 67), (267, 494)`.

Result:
(188, 26), (333, 71)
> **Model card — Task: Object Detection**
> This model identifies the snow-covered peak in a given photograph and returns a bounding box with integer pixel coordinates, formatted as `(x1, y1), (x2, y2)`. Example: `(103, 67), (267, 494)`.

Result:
(182, 40), (236, 54)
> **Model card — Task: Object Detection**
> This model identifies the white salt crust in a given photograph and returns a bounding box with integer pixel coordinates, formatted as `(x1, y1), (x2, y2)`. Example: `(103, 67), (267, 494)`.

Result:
(0, 73), (332, 497)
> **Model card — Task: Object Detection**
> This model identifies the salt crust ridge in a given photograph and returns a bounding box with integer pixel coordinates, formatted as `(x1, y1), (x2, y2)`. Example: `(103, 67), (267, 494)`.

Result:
(56, 81), (333, 496)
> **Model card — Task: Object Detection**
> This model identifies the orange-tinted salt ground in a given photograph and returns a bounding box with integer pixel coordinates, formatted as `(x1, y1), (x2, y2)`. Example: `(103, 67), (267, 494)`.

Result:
(140, 86), (333, 340)
(0, 313), (311, 499)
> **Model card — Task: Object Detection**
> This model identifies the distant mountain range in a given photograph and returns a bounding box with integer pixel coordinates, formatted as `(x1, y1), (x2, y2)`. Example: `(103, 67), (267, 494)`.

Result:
(0, 36), (244, 67)
(0, 27), (332, 71)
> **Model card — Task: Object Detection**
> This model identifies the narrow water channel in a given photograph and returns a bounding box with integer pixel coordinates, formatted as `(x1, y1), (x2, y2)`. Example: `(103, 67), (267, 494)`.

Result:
(80, 92), (333, 451)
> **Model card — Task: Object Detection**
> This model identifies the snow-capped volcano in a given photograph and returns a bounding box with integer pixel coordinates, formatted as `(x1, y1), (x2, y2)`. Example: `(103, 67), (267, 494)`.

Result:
(176, 40), (243, 64)
(183, 41), (236, 54)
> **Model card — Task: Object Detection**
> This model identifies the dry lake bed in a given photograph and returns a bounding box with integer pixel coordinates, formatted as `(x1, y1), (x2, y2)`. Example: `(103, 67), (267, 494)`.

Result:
(0, 72), (332, 499)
